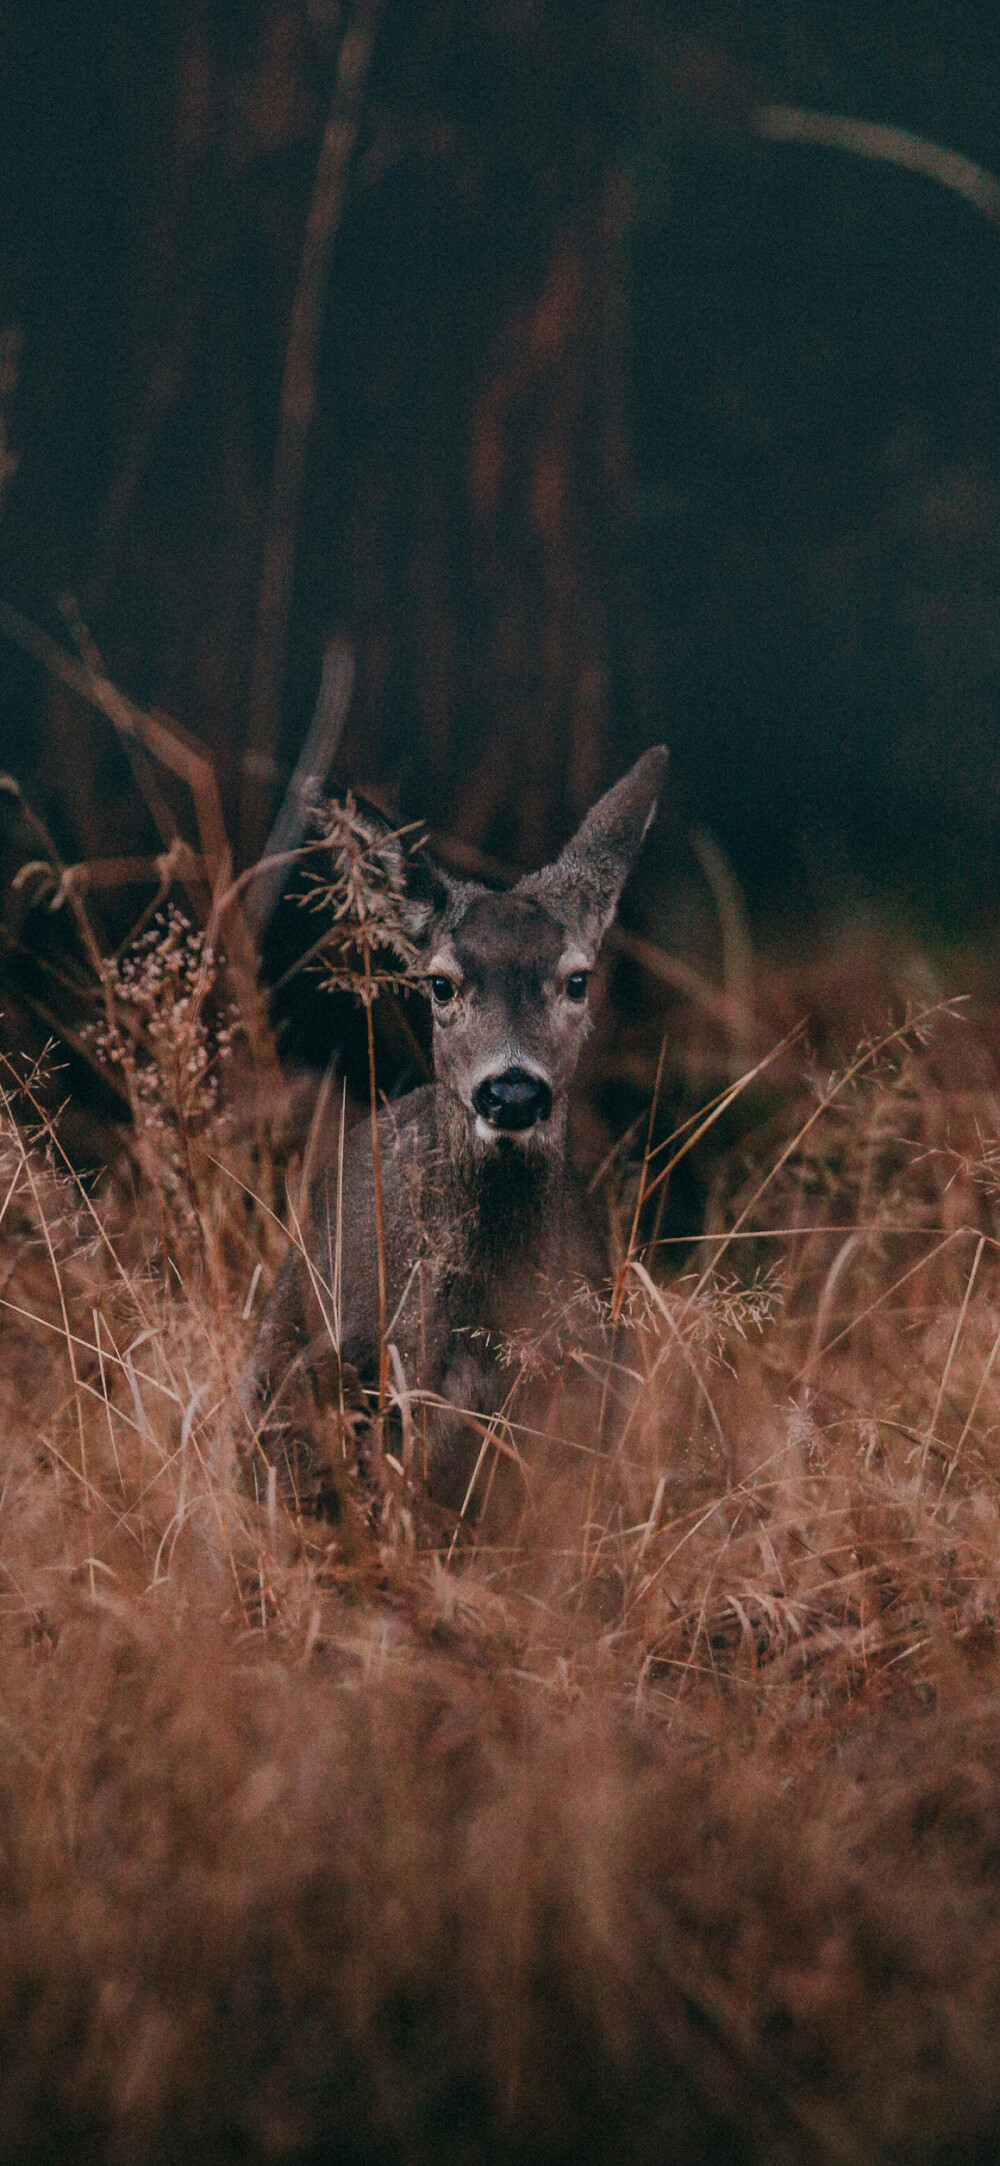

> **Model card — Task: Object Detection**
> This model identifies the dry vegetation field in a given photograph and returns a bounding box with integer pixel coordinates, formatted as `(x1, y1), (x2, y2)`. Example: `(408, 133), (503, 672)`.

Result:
(3, 884), (1000, 2166)
(3, 7), (1000, 2157)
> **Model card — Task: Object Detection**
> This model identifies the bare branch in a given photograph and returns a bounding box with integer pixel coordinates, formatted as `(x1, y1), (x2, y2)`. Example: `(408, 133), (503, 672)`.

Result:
(752, 106), (1000, 225)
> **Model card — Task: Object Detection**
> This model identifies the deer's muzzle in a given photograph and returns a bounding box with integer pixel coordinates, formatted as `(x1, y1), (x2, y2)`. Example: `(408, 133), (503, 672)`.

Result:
(472, 1067), (553, 1132)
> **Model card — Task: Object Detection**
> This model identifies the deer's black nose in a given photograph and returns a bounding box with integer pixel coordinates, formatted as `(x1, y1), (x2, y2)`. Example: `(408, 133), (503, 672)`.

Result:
(473, 1066), (553, 1132)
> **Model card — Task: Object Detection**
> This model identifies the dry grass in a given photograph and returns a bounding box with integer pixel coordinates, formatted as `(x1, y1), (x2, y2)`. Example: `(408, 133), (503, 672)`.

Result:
(5, 918), (1000, 2162)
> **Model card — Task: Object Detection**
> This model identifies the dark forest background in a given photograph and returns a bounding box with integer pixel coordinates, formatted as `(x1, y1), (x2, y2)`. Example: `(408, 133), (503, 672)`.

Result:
(2, 0), (999, 983)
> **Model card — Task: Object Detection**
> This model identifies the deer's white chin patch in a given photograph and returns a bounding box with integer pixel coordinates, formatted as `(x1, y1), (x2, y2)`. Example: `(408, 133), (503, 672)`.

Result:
(472, 1115), (537, 1148)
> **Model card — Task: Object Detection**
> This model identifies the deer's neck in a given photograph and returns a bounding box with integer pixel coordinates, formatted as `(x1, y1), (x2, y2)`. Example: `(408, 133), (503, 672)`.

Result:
(436, 1090), (567, 1273)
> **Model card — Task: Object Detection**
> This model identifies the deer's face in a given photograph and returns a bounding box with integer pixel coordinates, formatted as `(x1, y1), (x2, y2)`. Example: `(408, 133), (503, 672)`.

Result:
(401, 745), (669, 1156)
(424, 890), (596, 1151)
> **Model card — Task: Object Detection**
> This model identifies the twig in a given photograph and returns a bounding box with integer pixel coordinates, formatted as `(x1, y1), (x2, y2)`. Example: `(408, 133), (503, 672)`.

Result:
(7, 989), (130, 1103)
(752, 106), (1000, 226)
(0, 602), (229, 873)
(244, 638), (355, 938)
(58, 596), (183, 853)
(24, 840), (205, 910)
(239, 0), (386, 864)
(0, 774), (107, 992)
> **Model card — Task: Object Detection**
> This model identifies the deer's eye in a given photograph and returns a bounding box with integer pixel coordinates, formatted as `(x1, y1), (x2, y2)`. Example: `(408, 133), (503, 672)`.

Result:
(430, 975), (457, 1006)
(565, 970), (589, 1002)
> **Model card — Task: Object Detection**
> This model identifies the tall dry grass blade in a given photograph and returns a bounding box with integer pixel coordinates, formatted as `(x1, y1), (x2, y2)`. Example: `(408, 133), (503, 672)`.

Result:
(239, 2), (386, 862)
(362, 935), (389, 1411)
(692, 1003), (964, 1298)
(690, 826), (755, 1074)
(791, 1228), (968, 1383)
(640, 1021), (807, 1214)
(939, 1311), (1000, 1498)
(921, 1231), (986, 1474)
(92, 1306), (126, 1499)
(2, 1091), (94, 1590)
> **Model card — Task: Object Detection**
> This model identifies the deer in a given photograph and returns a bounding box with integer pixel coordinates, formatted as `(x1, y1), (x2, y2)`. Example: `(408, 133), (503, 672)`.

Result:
(241, 745), (668, 1505)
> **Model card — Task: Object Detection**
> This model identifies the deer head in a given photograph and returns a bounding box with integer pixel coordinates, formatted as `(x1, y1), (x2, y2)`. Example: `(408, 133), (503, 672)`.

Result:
(388, 746), (668, 1157)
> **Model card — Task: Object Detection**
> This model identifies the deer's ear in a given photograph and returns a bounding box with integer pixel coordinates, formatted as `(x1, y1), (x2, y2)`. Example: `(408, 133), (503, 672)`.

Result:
(399, 853), (469, 947)
(518, 745), (668, 947)
(341, 789), (466, 950)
